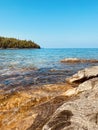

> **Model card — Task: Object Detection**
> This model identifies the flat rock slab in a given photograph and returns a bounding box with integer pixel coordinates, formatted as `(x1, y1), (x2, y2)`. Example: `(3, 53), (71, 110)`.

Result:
(61, 58), (98, 63)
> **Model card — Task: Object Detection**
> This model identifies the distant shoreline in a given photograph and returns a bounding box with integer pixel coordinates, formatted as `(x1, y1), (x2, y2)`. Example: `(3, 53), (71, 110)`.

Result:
(0, 48), (41, 50)
(0, 36), (40, 49)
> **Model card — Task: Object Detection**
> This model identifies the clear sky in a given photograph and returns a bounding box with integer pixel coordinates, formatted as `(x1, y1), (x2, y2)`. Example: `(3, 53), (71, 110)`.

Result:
(0, 0), (98, 48)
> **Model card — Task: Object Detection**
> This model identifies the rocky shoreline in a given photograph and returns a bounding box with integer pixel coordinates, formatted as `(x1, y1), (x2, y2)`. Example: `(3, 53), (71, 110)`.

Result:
(43, 66), (98, 130)
(1, 61), (98, 129)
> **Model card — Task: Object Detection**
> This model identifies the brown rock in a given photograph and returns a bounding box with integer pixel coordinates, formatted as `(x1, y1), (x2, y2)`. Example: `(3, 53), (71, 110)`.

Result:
(0, 83), (72, 130)
(61, 58), (98, 63)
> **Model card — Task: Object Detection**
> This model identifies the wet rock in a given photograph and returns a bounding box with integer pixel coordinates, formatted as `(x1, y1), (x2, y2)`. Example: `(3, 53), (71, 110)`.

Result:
(0, 83), (72, 130)
(61, 58), (98, 63)
(66, 66), (98, 83)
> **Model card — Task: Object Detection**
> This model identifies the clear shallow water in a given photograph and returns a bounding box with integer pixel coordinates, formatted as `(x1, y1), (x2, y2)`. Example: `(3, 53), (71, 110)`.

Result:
(0, 48), (98, 86)
(0, 48), (98, 70)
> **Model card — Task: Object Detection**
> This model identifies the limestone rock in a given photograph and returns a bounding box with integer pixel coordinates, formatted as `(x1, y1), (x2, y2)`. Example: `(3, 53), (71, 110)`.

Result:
(63, 88), (77, 96)
(1, 66), (98, 130)
(64, 77), (98, 97)
(61, 58), (98, 63)
(42, 77), (98, 130)
(66, 66), (98, 83)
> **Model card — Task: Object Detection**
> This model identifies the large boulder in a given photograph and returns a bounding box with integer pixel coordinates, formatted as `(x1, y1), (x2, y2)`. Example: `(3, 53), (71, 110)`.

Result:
(42, 77), (98, 130)
(66, 66), (98, 83)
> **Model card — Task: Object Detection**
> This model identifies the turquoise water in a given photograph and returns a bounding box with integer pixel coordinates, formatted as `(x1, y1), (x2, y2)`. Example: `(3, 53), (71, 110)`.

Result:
(0, 48), (98, 86)
(0, 48), (98, 70)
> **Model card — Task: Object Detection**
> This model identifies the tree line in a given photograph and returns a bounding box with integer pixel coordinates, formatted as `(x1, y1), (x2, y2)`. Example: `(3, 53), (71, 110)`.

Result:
(0, 37), (40, 49)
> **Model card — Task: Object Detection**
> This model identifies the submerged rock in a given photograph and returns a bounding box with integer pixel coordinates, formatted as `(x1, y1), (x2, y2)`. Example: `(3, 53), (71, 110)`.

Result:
(61, 58), (98, 63)
(66, 66), (98, 83)
(0, 83), (72, 130)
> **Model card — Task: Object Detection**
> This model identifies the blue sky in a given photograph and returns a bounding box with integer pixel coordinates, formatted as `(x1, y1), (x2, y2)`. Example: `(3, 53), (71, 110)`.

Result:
(0, 0), (98, 48)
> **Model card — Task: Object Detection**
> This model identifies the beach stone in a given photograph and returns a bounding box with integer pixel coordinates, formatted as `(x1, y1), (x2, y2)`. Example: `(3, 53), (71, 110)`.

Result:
(42, 77), (98, 130)
(61, 58), (98, 63)
(66, 66), (98, 83)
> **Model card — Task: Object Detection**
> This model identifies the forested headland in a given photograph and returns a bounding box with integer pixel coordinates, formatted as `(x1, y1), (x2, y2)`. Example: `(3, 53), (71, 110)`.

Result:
(0, 37), (40, 49)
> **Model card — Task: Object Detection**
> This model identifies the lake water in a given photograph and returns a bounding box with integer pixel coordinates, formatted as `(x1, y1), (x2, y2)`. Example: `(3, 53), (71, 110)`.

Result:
(0, 48), (98, 86)
(0, 48), (98, 69)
